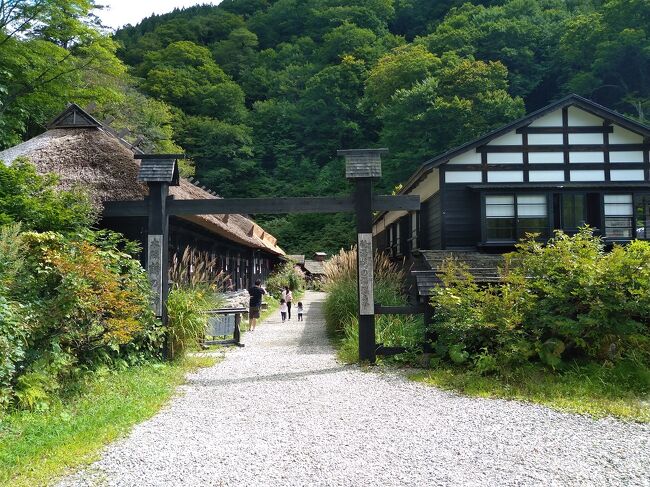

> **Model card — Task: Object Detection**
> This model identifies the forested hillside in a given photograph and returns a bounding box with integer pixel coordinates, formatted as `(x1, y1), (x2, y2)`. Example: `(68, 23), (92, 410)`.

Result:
(2, 0), (649, 253)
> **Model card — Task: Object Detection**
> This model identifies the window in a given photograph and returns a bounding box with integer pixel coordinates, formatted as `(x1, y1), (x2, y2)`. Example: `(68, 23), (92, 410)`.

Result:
(517, 195), (549, 238)
(486, 195), (515, 241)
(409, 211), (419, 250)
(635, 195), (650, 240)
(562, 194), (586, 232)
(395, 221), (402, 255)
(485, 194), (549, 242)
(604, 194), (633, 238)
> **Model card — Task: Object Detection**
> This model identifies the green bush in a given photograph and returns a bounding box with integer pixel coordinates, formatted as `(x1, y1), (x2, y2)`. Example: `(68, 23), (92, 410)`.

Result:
(265, 260), (305, 297)
(0, 159), (96, 231)
(0, 228), (163, 411)
(431, 228), (650, 373)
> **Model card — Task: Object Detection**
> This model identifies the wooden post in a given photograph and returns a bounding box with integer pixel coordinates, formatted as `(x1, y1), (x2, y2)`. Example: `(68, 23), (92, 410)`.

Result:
(339, 149), (389, 364)
(146, 182), (170, 324)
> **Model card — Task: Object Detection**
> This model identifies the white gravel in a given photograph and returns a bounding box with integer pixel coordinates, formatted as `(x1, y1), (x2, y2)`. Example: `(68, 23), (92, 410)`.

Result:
(58, 291), (650, 487)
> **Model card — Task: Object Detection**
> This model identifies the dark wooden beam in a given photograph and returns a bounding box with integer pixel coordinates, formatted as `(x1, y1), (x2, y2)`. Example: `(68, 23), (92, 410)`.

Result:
(169, 196), (355, 215)
(477, 144), (648, 153)
(517, 126), (614, 134)
(372, 195), (420, 211)
(103, 200), (149, 217)
(444, 162), (646, 171)
(102, 195), (420, 218)
(374, 304), (426, 315)
(375, 345), (407, 356)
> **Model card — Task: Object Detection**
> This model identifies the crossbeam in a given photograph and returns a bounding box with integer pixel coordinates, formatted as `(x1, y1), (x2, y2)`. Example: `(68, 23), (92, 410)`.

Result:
(102, 195), (420, 217)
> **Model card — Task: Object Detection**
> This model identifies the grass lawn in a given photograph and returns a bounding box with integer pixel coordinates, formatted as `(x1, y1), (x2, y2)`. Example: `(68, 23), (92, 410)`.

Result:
(0, 354), (219, 487)
(410, 361), (650, 422)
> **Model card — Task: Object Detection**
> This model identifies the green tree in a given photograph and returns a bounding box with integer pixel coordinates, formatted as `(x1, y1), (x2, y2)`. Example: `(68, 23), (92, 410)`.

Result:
(140, 41), (247, 123)
(380, 54), (525, 184)
(559, 0), (650, 120)
(0, 0), (125, 147)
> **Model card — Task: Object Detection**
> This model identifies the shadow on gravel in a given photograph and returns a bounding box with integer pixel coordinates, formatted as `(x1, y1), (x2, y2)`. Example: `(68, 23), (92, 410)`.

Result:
(186, 365), (349, 387)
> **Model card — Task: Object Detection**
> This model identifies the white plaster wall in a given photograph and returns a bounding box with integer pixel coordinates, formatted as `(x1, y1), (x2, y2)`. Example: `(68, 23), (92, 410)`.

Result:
(570, 170), (605, 181)
(447, 151), (482, 165)
(487, 132), (522, 145)
(529, 152), (564, 163)
(567, 106), (604, 126)
(570, 151), (605, 163)
(528, 133), (563, 145)
(529, 111), (563, 127)
(487, 152), (523, 164)
(610, 169), (645, 181)
(569, 133), (604, 145)
(609, 151), (644, 163)
(487, 171), (524, 183)
(529, 170), (565, 182)
(445, 171), (482, 183)
(610, 125), (644, 144)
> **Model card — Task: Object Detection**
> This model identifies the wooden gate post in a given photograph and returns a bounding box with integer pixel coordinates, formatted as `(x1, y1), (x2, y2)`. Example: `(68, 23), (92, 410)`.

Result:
(136, 154), (183, 328)
(339, 149), (389, 363)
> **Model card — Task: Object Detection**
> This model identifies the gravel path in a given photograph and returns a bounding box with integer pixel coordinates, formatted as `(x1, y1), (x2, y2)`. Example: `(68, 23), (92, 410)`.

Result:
(59, 291), (650, 487)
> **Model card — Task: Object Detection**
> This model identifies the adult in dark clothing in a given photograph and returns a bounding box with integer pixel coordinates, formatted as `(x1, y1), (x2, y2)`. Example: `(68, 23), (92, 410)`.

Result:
(248, 279), (266, 331)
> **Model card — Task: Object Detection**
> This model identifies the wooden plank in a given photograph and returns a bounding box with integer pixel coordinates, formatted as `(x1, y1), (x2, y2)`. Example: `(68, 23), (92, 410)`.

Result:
(103, 200), (149, 217)
(376, 345), (407, 356)
(372, 194), (420, 211)
(517, 126), (614, 134)
(103, 195), (419, 217)
(374, 304), (425, 315)
(168, 197), (355, 215)
(477, 144), (647, 153)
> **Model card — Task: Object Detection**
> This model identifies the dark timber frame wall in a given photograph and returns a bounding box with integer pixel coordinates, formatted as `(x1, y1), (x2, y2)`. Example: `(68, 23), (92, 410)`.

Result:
(372, 95), (650, 255)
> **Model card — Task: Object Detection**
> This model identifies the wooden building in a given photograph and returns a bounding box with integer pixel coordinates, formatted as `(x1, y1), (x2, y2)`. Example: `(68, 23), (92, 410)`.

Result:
(0, 104), (285, 289)
(374, 95), (650, 255)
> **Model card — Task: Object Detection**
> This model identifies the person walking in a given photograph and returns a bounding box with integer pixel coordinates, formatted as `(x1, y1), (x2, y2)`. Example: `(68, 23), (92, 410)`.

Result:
(284, 286), (293, 320)
(248, 279), (266, 331)
(279, 299), (288, 323)
(296, 301), (304, 321)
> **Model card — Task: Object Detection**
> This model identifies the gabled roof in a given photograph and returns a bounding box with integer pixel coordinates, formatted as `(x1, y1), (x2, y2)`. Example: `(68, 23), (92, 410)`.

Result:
(399, 94), (650, 196)
(47, 103), (102, 129)
(137, 155), (182, 186)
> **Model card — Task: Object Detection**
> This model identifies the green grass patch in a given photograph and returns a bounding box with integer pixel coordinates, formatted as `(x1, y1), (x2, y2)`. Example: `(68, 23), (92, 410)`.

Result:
(410, 361), (650, 422)
(0, 355), (219, 487)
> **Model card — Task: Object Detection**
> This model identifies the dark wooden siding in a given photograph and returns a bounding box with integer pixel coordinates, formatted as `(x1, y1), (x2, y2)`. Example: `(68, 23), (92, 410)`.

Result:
(422, 192), (442, 249)
(442, 185), (481, 249)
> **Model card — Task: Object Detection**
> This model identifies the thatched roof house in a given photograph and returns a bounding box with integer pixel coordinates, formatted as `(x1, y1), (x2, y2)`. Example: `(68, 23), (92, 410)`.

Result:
(0, 104), (284, 289)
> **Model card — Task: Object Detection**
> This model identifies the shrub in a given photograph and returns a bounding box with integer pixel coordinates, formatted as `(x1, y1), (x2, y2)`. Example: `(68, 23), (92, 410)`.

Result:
(1, 229), (162, 410)
(265, 260), (305, 297)
(431, 228), (650, 373)
(0, 159), (96, 231)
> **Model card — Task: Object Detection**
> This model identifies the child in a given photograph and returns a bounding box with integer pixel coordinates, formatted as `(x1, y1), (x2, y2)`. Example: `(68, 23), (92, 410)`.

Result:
(297, 302), (304, 321)
(280, 299), (288, 322)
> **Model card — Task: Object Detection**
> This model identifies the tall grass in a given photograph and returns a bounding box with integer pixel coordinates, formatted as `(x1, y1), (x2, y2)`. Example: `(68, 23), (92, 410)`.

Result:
(323, 248), (423, 363)
(167, 247), (226, 358)
(169, 246), (229, 290)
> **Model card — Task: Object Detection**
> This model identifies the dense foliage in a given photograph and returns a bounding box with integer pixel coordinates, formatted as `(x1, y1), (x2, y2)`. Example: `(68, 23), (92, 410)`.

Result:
(0, 162), (164, 411)
(110, 0), (649, 252)
(265, 260), (306, 296)
(323, 248), (424, 362)
(0, 158), (95, 231)
(3, 0), (650, 252)
(431, 229), (650, 373)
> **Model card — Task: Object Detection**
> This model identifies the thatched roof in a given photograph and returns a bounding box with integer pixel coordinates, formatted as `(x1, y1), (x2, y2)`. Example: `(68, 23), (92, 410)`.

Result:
(0, 124), (284, 255)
